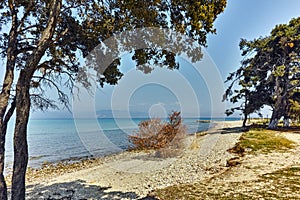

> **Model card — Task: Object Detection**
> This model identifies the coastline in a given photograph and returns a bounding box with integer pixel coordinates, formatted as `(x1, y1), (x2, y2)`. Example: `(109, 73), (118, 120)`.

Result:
(5, 120), (222, 181)
(21, 120), (244, 199)
(5, 117), (219, 172)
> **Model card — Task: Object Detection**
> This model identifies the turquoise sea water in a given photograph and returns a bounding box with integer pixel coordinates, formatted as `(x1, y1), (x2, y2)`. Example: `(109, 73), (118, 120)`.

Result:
(4, 117), (238, 170)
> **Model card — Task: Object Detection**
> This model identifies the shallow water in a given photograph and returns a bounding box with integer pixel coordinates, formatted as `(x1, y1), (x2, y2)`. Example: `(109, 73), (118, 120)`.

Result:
(4, 118), (234, 170)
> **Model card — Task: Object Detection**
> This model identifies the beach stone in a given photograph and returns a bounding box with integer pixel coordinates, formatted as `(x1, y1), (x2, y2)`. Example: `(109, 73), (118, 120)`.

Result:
(226, 157), (241, 167)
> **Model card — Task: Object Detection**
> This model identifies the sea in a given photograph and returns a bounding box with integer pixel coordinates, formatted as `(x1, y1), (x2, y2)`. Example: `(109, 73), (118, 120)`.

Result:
(4, 117), (239, 170)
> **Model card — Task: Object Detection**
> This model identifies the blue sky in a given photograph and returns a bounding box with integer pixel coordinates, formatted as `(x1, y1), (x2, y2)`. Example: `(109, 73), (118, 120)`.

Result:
(207, 0), (300, 78)
(2, 0), (300, 119)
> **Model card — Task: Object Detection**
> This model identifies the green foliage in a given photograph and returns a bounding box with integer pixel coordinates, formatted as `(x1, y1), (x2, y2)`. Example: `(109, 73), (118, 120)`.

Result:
(272, 65), (286, 77)
(289, 99), (300, 122)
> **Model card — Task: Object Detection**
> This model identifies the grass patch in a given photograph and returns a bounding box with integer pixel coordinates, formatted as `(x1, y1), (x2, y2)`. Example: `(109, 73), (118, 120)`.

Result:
(262, 166), (300, 184)
(195, 131), (207, 137)
(150, 166), (300, 200)
(229, 128), (296, 154)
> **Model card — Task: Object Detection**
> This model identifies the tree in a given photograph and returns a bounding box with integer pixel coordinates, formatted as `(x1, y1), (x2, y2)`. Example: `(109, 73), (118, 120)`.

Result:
(0, 0), (227, 199)
(225, 17), (300, 129)
(224, 57), (272, 127)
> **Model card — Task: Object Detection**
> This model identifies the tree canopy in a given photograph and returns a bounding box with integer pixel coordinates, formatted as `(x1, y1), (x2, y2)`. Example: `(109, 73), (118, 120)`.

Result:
(0, 1), (227, 199)
(224, 17), (300, 128)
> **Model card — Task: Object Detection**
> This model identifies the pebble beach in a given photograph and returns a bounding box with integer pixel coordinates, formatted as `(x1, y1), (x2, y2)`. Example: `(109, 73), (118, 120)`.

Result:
(20, 121), (243, 199)
(5, 119), (298, 199)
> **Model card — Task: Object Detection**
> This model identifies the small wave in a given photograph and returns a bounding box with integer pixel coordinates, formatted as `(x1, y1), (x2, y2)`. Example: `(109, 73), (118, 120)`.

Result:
(29, 155), (51, 161)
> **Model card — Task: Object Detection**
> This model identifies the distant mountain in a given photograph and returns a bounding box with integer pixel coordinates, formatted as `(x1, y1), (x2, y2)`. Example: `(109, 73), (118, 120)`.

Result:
(96, 110), (149, 118)
(30, 111), (73, 119)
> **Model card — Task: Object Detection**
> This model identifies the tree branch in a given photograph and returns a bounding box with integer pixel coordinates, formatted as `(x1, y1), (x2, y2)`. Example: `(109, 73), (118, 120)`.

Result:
(32, 75), (70, 109)
(53, 28), (69, 43)
(3, 96), (16, 125)
(17, 24), (39, 34)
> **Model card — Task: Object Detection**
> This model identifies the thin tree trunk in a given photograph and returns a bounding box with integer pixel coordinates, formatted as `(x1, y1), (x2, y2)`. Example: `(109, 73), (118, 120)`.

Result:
(268, 118), (279, 129)
(283, 116), (290, 127)
(0, 122), (8, 200)
(242, 114), (247, 127)
(0, 3), (18, 197)
(11, 72), (30, 200)
(0, 99), (16, 200)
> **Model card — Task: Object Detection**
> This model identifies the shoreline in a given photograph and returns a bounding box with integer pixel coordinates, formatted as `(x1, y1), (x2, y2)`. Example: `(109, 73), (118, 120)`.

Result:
(20, 120), (244, 199)
(4, 118), (220, 173)
(5, 121), (216, 183)
(5, 119), (221, 174)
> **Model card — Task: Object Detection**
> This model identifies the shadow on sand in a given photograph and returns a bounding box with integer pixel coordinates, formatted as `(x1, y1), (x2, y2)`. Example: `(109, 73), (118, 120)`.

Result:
(205, 126), (244, 135)
(220, 126), (247, 134)
(26, 179), (157, 200)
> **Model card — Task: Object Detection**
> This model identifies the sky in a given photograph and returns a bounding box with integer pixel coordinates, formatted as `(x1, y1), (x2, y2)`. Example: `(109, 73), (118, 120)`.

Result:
(207, 0), (300, 78)
(2, 0), (300, 119)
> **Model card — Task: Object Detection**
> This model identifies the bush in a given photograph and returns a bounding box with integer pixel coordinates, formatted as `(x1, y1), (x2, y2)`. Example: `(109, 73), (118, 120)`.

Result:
(128, 111), (186, 156)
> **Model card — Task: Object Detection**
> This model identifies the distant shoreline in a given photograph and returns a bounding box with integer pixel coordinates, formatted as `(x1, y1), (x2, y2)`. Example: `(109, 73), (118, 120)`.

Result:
(28, 117), (242, 120)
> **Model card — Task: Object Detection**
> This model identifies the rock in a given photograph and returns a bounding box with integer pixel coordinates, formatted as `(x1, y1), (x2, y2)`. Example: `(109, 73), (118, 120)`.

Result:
(226, 157), (241, 167)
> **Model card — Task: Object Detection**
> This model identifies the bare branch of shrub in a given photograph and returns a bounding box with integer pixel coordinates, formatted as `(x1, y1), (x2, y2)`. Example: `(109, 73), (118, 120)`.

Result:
(128, 111), (187, 157)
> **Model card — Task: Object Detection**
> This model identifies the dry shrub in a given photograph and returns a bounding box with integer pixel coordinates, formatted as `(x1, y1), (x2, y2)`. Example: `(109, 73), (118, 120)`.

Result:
(128, 111), (186, 157)
(129, 118), (164, 150)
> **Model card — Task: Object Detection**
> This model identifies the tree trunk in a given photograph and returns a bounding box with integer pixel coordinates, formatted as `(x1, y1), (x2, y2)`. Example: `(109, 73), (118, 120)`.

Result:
(11, 73), (30, 200)
(268, 74), (287, 129)
(242, 114), (248, 127)
(268, 118), (279, 129)
(283, 116), (290, 127)
(0, 122), (8, 200)
(10, 1), (62, 198)
(0, 2), (18, 198)
(268, 109), (281, 129)
(0, 99), (16, 200)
